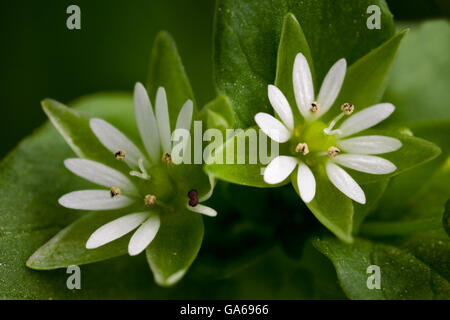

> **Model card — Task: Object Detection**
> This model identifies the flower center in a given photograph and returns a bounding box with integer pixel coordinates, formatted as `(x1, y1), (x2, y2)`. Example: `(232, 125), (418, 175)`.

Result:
(290, 121), (336, 154)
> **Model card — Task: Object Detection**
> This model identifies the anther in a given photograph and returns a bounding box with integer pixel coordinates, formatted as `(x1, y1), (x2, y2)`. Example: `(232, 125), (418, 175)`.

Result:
(187, 189), (199, 207)
(295, 142), (309, 155)
(162, 152), (172, 164)
(110, 186), (121, 198)
(114, 150), (126, 160)
(144, 194), (156, 207)
(328, 147), (340, 158)
(309, 102), (320, 113)
(341, 103), (354, 115)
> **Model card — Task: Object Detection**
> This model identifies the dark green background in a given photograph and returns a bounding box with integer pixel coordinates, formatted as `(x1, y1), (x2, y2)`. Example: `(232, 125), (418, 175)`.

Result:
(1, 0), (448, 158)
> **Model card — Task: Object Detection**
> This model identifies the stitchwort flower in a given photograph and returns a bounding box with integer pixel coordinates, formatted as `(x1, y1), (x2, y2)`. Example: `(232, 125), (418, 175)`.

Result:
(58, 83), (217, 256)
(255, 53), (401, 204)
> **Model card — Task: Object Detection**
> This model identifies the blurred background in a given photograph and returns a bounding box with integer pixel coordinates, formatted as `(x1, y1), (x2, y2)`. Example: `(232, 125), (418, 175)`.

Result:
(1, 0), (449, 158)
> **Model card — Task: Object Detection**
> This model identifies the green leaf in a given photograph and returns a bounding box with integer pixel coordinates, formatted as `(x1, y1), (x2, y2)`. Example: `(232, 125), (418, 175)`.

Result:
(146, 208), (204, 287)
(353, 180), (389, 233)
(199, 94), (235, 133)
(374, 120), (450, 222)
(275, 13), (314, 121)
(205, 127), (278, 188)
(292, 166), (354, 243)
(322, 30), (407, 122)
(26, 209), (132, 269)
(314, 236), (450, 299)
(147, 31), (196, 127)
(42, 98), (135, 172)
(384, 20), (450, 123)
(214, 0), (395, 127)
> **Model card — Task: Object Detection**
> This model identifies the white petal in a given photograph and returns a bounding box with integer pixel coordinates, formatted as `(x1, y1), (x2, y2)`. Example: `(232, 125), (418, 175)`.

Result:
(187, 204), (217, 217)
(337, 135), (402, 154)
(316, 58), (346, 119)
(128, 213), (160, 256)
(155, 87), (172, 153)
(134, 82), (160, 163)
(59, 190), (135, 210)
(175, 100), (193, 132)
(297, 162), (316, 203)
(293, 53), (315, 119)
(333, 154), (397, 174)
(337, 103), (395, 138)
(268, 85), (294, 130)
(263, 156), (297, 184)
(326, 162), (366, 204)
(86, 212), (150, 249)
(254, 113), (291, 143)
(199, 174), (216, 202)
(64, 158), (138, 196)
(90, 118), (147, 169)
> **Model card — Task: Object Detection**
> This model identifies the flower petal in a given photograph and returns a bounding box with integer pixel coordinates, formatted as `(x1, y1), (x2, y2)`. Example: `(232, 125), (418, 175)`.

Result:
(155, 87), (172, 153)
(326, 162), (366, 204)
(64, 158), (138, 196)
(175, 99), (194, 132)
(337, 135), (402, 154)
(59, 190), (135, 210)
(297, 162), (316, 203)
(254, 112), (291, 143)
(333, 154), (397, 174)
(263, 156), (297, 184)
(293, 53), (315, 119)
(90, 118), (146, 169)
(316, 58), (346, 119)
(128, 212), (160, 256)
(199, 174), (216, 202)
(187, 204), (217, 217)
(86, 212), (150, 249)
(134, 82), (161, 163)
(337, 103), (395, 138)
(268, 85), (294, 130)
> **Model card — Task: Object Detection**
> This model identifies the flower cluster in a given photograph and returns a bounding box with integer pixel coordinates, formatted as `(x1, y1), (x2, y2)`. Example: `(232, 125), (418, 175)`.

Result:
(59, 83), (216, 256)
(255, 53), (401, 204)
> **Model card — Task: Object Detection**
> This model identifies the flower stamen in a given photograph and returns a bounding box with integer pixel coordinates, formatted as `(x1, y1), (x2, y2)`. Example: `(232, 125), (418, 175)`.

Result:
(162, 152), (172, 164)
(309, 102), (320, 113)
(144, 194), (156, 207)
(327, 146), (340, 158)
(341, 103), (354, 115)
(114, 150), (126, 160)
(187, 189), (199, 207)
(110, 186), (121, 198)
(129, 158), (150, 180)
(324, 103), (355, 135)
(295, 142), (309, 155)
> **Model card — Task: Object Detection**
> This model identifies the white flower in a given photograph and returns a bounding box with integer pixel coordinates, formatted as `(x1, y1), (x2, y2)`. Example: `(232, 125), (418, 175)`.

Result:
(255, 53), (401, 204)
(59, 83), (216, 256)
